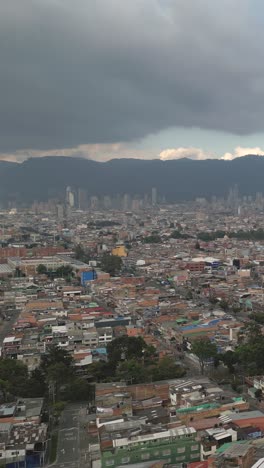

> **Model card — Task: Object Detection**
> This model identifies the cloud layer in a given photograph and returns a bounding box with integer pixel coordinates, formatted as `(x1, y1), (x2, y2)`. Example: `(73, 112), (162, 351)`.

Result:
(159, 147), (212, 160)
(2, 144), (264, 163)
(221, 146), (264, 160)
(159, 146), (264, 161)
(1, 0), (264, 153)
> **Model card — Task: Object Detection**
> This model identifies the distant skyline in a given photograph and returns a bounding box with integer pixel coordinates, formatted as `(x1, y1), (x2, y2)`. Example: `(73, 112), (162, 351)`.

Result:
(1, 1), (264, 162)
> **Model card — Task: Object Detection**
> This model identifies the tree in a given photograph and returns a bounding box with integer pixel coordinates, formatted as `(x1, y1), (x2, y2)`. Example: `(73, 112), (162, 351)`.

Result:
(249, 313), (264, 325)
(170, 230), (189, 240)
(0, 358), (29, 398)
(63, 379), (94, 401)
(191, 338), (218, 375)
(209, 296), (218, 305)
(37, 264), (48, 275)
(0, 379), (10, 402)
(219, 300), (229, 311)
(100, 254), (122, 276)
(46, 362), (72, 402)
(185, 290), (193, 300)
(143, 234), (162, 244)
(232, 304), (241, 315)
(107, 336), (155, 368)
(88, 361), (115, 382)
(39, 347), (75, 402)
(74, 244), (91, 263)
(235, 338), (264, 376)
(26, 368), (46, 397)
(14, 267), (25, 278)
(55, 265), (74, 280)
(221, 350), (238, 373)
(40, 345), (74, 372)
(237, 321), (262, 345)
(116, 359), (147, 384)
(151, 356), (186, 381)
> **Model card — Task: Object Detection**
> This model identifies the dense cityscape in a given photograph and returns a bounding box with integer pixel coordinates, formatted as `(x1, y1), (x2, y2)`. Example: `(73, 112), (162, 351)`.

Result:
(0, 191), (263, 467)
(3, 0), (264, 467)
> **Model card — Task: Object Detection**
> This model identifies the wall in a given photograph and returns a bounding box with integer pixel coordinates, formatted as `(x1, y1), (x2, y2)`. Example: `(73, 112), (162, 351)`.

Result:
(101, 437), (200, 467)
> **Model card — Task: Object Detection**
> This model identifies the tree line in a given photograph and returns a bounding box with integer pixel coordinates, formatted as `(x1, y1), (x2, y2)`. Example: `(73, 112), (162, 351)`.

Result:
(0, 336), (187, 406)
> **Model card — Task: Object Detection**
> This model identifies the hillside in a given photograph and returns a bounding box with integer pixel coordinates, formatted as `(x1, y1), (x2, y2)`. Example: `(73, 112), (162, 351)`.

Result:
(0, 155), (263, 204)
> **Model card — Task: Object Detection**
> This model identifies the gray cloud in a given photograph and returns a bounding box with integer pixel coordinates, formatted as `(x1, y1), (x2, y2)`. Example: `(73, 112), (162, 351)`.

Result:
(0, 0), (263, 152)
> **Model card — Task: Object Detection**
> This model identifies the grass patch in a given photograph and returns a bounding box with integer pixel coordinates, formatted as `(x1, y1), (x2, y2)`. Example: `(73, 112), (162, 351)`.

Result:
(50, 432), (58, 464)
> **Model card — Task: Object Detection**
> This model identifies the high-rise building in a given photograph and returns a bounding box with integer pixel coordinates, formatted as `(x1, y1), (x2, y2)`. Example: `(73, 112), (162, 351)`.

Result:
(103, 196), (112, 210)
(90, 196), (99, 210)
(151, 187), (157, 205)
(78, 188), (87, 210)
(123, 194), (131, 211)
(66, 186), (75, 208)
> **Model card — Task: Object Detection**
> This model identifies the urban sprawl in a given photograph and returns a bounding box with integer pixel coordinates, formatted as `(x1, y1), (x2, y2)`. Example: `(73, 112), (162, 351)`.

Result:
(1, 189), (264, 468)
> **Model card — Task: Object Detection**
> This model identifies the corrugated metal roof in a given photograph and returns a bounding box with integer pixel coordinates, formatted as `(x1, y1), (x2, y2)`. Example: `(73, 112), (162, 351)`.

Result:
(0, 264), (13, 273)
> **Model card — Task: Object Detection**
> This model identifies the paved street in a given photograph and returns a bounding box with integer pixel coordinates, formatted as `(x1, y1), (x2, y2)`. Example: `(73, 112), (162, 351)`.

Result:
(0, 308), (20, 345)
(51, 404), (95, 468)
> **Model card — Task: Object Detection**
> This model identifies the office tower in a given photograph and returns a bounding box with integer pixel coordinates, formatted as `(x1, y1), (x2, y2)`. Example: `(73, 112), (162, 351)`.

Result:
(66, 186), (75, 208)
(78, 188), (87, 210)
(123, 194), (131, 211)
(102, 196), (112, 210)
(151, 187), (157, 206)
(90, 196), (99, 210)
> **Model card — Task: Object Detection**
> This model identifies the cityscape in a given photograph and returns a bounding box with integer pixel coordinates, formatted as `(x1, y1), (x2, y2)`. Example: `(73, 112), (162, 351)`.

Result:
(2, 1), (264, 468)
(0, 195), (263, 467)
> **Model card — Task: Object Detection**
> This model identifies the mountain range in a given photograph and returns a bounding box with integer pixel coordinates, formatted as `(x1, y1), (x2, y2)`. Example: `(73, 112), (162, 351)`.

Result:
(0, 155), (263, 205)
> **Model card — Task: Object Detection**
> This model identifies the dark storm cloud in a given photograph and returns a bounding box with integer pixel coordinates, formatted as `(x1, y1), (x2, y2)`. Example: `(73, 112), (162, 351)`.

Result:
(0, 0), (263, 151)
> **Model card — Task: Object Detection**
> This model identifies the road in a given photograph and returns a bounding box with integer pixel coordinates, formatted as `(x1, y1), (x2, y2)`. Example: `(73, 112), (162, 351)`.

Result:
(0, 308), (20, 345)
(52, 404), (95, 468)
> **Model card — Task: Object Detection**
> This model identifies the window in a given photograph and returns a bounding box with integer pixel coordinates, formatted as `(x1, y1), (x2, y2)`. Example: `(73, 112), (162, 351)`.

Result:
(154, 451), (160, 457)
(105, 460), (115, 466)
(191, 454), (199, 459)
(162, 449), (171, 456)
(177, 447), (185, 453)
(191, 445), (199, 451)
(121, 457), (130, 464)
(176, 456), (185, 462)
(141, 453), (150, 460)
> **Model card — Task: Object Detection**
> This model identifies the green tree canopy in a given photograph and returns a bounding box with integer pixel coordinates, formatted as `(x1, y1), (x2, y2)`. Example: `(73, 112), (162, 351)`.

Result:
(255, 389), (262, 399)
(37, 264), (48, 274)
(107, 336), (155, 367)
(170, 230), (190, 240)
(221, 350), (238, 373)
(191, 338), (218, 375)
(143, 234), (162, 244)
(40, 345), (74, 372)
(237, 321), (262, 345)
(100, 254), (122, 276)
(249, 313), (264, 325)
(74, 244), (91, 263)
(0, 358), (29, 398)
(116, 359), (147, 384)
(151, 356), (186, 381)
(55, 265), (74, 280)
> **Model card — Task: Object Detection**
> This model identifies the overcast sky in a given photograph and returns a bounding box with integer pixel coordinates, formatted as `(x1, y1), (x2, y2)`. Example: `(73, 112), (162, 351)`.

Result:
(2, 0), (264, 162)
